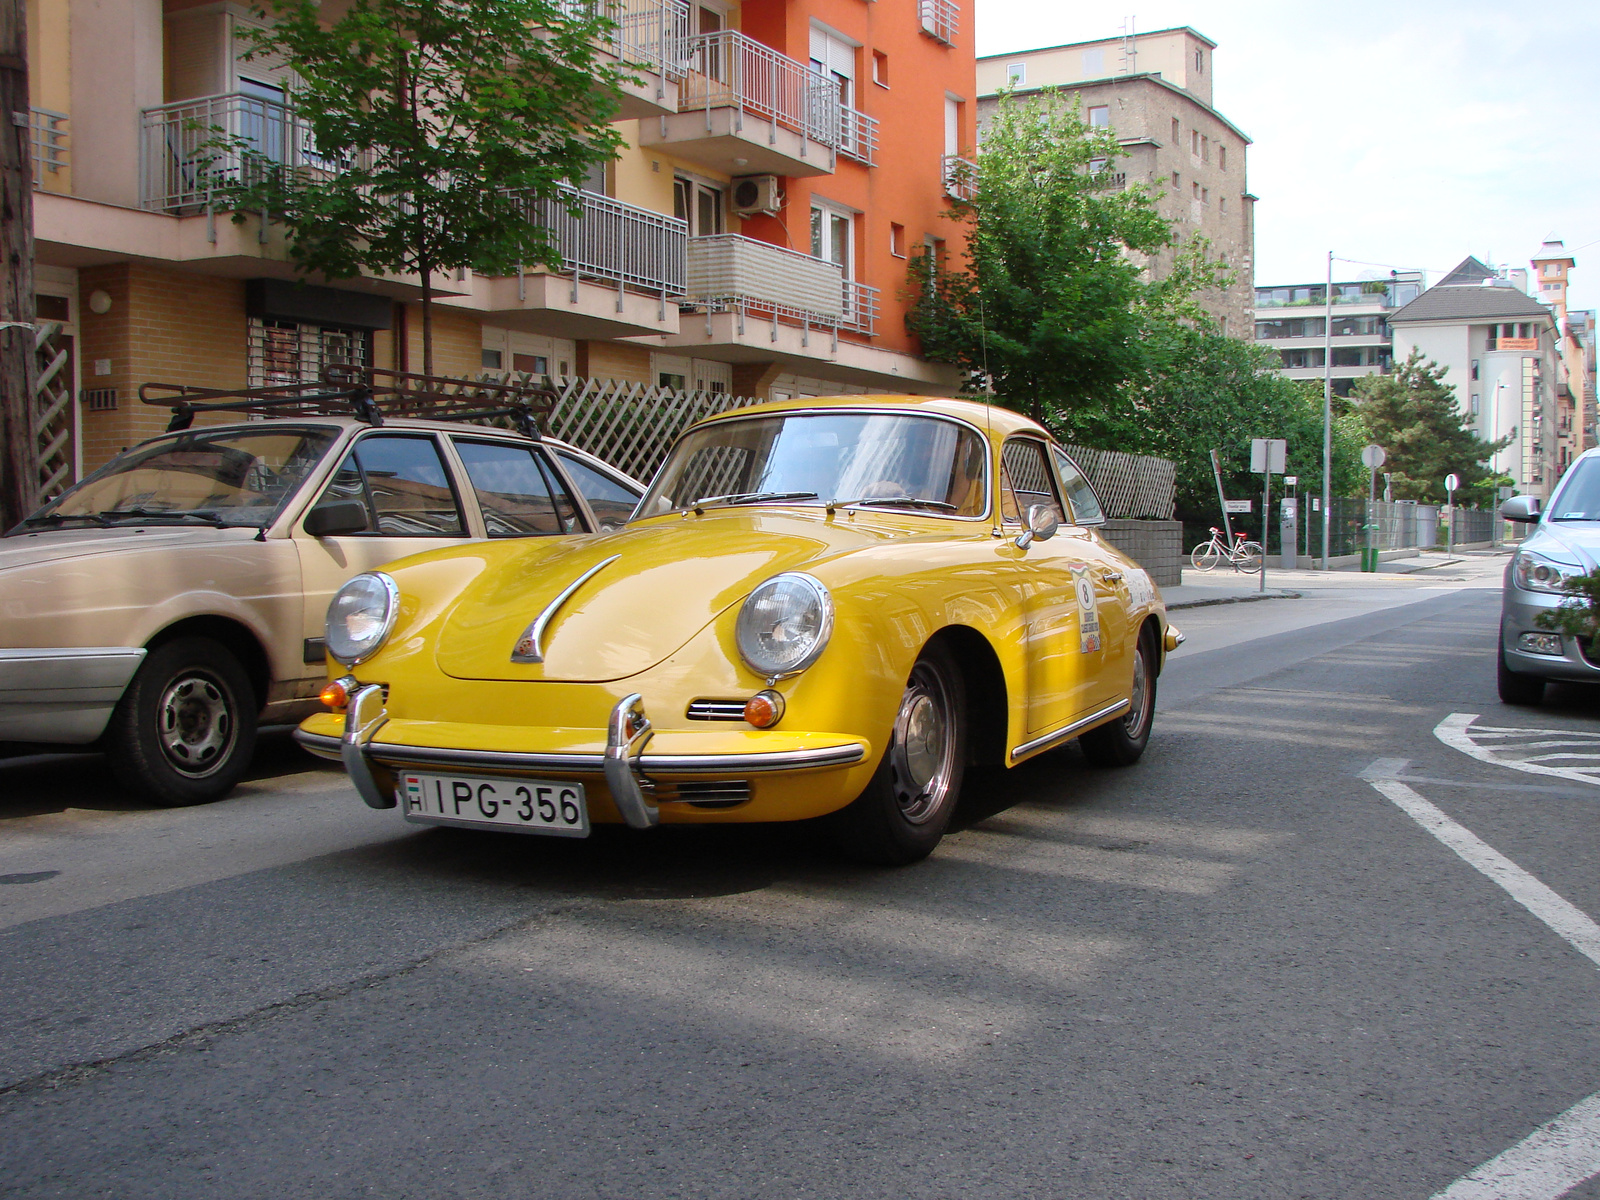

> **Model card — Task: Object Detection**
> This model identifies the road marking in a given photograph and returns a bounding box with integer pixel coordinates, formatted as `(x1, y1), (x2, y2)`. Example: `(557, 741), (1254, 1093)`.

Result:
(1436, 714), (1600, 787)
(1360, 760), (1600, 1198)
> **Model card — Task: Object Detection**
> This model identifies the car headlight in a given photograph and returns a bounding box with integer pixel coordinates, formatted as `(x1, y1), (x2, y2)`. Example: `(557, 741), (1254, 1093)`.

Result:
(735, 573), (834, 678)
(326, 572), (400, 666)
(1513, 552), (1585, 594)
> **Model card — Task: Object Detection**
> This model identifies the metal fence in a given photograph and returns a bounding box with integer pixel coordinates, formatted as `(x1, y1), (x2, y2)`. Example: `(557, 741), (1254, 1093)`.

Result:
(942, 155), (978, 202)
(678, 31), (843, 149)
(515, 186), (688, 297)
(838, 107), (880, 166)
(918, 0), (959, 45)
(31, 108), (69, 187)
(1061, 445), (1176, 520)
(555, 0), (692, 78)
(1450, 506), (1497, 545)
(1315, 498), (1496, 557)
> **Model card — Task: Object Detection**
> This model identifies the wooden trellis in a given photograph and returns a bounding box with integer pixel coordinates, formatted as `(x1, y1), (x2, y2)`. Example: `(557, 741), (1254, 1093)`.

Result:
(33, 320), (74, 505)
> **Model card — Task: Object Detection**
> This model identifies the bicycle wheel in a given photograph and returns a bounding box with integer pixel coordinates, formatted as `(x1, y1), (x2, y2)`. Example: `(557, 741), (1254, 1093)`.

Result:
(1235, 541), (1264, 573)
(1190, 542), (1221, 571)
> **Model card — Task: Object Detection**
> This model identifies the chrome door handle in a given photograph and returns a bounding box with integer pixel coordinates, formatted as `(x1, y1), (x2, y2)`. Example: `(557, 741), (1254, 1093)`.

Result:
(1101, 570), (1124, 583)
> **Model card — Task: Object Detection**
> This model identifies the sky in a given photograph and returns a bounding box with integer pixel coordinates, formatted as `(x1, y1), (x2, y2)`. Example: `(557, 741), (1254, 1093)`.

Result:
(974, 1), (1600, 316)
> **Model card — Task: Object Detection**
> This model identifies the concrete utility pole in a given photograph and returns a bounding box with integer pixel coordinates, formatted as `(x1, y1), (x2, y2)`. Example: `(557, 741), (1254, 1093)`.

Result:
(0, 0), (34, 530)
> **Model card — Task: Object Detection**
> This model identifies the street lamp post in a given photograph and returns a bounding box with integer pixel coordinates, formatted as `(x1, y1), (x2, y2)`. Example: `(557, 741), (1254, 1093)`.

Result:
(1321, 251), (1333, 569)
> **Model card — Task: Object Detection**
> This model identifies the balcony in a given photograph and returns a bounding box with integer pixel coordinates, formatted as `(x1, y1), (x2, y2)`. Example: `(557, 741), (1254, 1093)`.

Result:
(471, 187), (688, 338)
(31, 109), (69, 191)
(558, 0), (691, 119)
(640, 31), (843, 177)
(919, 0), (959, 46)
(838, 108), (879, 167)
(942, 155), (977, 202)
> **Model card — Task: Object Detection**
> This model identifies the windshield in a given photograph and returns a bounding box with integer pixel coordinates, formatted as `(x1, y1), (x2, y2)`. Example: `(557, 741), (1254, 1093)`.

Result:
(1548, 458), (1600, 521)
(636, 412), (989, 519)
(21, 426), (338, 531)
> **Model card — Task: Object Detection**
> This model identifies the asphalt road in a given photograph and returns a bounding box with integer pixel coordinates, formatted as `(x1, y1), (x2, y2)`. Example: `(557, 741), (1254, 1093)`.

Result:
(6, 553), (1600, 1199)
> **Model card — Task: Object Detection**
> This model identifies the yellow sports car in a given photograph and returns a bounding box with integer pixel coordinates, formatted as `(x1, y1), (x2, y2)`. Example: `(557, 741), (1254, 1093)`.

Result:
(296, 395), (1180, 864)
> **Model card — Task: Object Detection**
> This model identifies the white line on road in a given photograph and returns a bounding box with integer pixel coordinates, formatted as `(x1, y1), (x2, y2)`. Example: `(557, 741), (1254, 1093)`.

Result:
(1436, 714), (1600, 787)
(1360, 760), (1600, 1199)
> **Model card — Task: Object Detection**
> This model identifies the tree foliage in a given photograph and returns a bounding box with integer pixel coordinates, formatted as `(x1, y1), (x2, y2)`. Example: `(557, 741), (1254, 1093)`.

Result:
(214, 0), (628, 372)
(1352, 349), (1513, 504)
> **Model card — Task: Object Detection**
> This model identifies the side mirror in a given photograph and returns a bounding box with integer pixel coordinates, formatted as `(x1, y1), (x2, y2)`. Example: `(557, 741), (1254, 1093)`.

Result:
(1499, 495), (1542, 523)
(304, 499), (370, 537)
(1015, 504), (1060, 549)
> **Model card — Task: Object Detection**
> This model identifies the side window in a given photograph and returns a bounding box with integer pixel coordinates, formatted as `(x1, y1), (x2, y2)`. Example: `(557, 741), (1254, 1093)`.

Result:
(453, 440), (578, 536)
(1000, 439), (1065, 524)
(1051, 447), (1106, 525)
(556, 451), (643, 531)
(313, 435), (464, 535)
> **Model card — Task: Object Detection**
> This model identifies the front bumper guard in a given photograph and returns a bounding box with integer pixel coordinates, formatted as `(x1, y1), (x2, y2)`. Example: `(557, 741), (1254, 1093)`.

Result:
(343, 684), (393, 810)
(604, 692), (659, 830)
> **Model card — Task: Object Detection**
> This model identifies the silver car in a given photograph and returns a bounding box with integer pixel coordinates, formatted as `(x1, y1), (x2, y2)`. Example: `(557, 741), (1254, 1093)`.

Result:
(1499, 448), (1600, 704)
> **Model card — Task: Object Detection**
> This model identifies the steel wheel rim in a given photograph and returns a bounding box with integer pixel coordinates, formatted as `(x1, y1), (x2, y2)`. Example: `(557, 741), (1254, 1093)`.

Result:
(1123, 645), (1151, 739)
(889, 663), (956, 825)
(156, 671), (236, 778)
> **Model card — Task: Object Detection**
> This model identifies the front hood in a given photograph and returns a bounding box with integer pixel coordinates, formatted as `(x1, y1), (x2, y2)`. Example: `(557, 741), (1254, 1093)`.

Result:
(0, 526), (259, 574)
(435, 511), (900, 682)
(1525, 523), (1600, 572)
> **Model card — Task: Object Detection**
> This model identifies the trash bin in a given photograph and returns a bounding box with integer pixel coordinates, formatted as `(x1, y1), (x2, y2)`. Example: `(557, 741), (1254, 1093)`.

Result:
(1361, 547), (1380, 572)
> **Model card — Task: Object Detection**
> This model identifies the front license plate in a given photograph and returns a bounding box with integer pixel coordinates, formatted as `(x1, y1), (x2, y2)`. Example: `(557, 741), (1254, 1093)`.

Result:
(400, 772), (589, 838)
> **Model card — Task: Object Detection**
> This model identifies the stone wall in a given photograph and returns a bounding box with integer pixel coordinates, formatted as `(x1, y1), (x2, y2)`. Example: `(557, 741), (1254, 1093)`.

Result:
(1099, 519), (1183, 588)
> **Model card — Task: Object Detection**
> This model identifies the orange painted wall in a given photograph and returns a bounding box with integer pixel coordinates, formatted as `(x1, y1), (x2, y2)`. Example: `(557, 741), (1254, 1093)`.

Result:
(738, 0), (974, 356)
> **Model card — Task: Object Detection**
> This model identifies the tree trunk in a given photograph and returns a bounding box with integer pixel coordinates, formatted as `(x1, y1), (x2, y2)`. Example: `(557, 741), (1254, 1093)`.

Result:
(420, 263), (433, 377)
(0, 0), (36, 529)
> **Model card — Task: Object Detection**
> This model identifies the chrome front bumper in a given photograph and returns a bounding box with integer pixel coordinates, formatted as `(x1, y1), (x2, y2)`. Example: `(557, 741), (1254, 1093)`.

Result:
(293, 689), (868, 830)
(0, 647), (147, 743)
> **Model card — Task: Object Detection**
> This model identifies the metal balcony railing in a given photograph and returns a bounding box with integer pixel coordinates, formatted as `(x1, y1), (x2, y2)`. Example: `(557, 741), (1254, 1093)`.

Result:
(678, 31), (843, 149)
(685, 235), (877, 338)
(919, 0), (959, 45)
(140, 92), (362, 213)
(942, 154), (978, 202)
(514, 186), (687, 297)
(31, 108), (69, 186)
(838, 107), (878, 166)
(554, 0), (692, 79)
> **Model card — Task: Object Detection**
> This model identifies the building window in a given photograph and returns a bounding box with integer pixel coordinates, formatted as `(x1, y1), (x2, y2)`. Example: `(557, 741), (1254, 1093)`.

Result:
(482, 349), (503, 370)
(872, 50), (889, 86)
(1170, 117), (1180, 145)
(890, 222), (906, 257)
(1087, 105), (1109, 129)
(1195, 48), (1204, 73)
(1191, 130), (1200, 156)
(811, 201), (855, 279)
(1471, 358), (1480, 380)
(247, 318), (369, 387)
(1171, 171), (1179, 188)
(1471, 393), (1481, 414)
(674, 177), (724, 236)
(1201, 135), (1210, 163)
(1218, 145), (1226, 170)
(1219, 196), (1227, 214)
(1007, 62), (1025, 87)
(1545, 262), (1560, 277)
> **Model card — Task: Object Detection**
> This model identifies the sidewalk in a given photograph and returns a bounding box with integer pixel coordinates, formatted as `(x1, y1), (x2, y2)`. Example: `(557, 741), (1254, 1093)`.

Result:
(1161, 547), (1511, 610)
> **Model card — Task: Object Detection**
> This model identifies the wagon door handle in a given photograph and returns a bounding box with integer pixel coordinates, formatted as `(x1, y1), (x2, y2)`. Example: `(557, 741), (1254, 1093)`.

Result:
(1101, 570), (1124, 583)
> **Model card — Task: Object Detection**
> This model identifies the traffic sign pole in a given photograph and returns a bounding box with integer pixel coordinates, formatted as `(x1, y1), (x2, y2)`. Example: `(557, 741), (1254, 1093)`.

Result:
(1445, 472), (1459, 556)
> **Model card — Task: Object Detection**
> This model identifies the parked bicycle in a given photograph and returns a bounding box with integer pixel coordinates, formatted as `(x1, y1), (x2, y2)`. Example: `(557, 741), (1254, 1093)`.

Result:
(1190, 527), (1264, 573)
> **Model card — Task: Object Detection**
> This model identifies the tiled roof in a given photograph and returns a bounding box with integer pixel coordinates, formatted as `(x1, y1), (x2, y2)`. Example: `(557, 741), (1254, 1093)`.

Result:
(1435, 256), (1495, 288)
(1389, 283), (1556, 325)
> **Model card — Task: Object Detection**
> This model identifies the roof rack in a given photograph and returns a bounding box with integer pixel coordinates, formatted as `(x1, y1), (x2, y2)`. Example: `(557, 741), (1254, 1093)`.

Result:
(138, 366), (556, 438)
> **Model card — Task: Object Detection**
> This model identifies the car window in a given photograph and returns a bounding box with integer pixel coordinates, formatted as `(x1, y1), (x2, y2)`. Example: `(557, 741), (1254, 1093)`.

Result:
(316, 434), (465, 536)
(556, 451), (642, 531)
(1051, 447), (1106, 525)
(453, 440), (578, 536)
(1000, 439), (1065, 524)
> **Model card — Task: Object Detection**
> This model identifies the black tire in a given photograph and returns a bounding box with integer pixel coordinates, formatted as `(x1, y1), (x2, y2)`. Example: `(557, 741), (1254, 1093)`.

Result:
(829, 642), (966, 866)
(105, 636), (259, 806)
(1080, 626), (1157, 767)
(1497, 643), (1545, 706)
(1190, 543), (1220, 571)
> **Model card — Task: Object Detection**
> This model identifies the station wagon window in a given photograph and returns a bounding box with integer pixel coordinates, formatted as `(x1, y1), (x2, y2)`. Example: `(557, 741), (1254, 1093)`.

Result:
(1000, 439), (1065, 524)
(1051, 446), (1106, 525)
(452, 440), (578, 536)
(318, 435), (464, 536)
(555, 451), (641, 531)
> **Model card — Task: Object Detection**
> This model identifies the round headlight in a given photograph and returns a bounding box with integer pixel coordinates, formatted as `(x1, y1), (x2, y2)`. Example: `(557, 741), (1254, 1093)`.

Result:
(326, 572), (399, 666)
(735, 573), (834, 678)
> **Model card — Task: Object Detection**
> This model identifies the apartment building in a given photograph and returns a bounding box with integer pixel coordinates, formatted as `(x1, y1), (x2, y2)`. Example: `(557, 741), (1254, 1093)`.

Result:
(974, 27), (1255, 337)
(28, 0), (971, 479)
(1252, 272), (1425, 397)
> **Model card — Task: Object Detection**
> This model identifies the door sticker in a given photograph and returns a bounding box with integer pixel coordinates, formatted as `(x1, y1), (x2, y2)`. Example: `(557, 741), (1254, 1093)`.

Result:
(1072, 565), (1101, 653)
(1126, 567), (1154, 609)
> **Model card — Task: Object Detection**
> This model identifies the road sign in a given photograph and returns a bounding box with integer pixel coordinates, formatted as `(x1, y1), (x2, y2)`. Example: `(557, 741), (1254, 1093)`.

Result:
(1250, 438), (1287, 473)
(1361, 444), (1387, 469)
(1223, 499), (1253, 514)
(1445, 472), (1460, 493)
(1284, 475), (1298, 486)
(1281, 498), (1298, 518)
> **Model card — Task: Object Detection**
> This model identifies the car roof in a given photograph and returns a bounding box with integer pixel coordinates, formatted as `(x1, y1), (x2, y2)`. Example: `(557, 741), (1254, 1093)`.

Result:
(147, 416), (599, 456)
(689, 394), (1054, 441)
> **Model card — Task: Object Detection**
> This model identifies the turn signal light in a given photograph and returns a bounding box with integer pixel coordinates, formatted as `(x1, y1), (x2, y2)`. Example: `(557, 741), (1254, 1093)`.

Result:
(320, 676), (358, 711)
(743, 689), (786, 728)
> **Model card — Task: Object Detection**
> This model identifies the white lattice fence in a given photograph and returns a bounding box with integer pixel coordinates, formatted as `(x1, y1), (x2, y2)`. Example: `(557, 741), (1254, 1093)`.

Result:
(34, 321), (74, 504)
(1062, 444), (1176, 520)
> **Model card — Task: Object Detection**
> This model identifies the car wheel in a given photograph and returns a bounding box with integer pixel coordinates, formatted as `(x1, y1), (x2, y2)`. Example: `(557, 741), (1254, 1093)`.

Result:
(105, 636), (259, 806)
(1497, 642), (1545, 706)
(1080, 626), (1157, 767)
(829, 643), (966, 866)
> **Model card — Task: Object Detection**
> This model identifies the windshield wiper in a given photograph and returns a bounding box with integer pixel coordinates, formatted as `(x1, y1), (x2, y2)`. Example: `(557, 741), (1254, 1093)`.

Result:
(691, 491), (819, 512)
(98, 507), (234, 528)
(15, 511), (112, 528)
(828, 495), (958, 513)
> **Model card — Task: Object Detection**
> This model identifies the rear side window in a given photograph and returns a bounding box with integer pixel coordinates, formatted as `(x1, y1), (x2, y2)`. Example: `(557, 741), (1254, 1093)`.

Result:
(556, 451), (641, 530)
(454, 440), (578, 536)
(317, 434), (465, 536)
(1051, 447), (1106, 525)
(1000, 439), (1065, 524)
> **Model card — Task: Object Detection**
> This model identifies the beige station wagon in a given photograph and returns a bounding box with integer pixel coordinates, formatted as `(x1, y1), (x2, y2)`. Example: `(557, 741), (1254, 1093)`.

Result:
(0, 374), (643, 806)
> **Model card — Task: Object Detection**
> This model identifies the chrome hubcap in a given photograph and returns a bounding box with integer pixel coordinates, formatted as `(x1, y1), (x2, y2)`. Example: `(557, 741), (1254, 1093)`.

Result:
(1124, 646), (1150, 739)
(890, 664), (954, 825)
(157, 672), (235, 777)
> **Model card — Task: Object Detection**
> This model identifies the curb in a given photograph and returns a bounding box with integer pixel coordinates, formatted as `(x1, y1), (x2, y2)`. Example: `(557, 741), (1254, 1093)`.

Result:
(1167, 590), (1303, 611)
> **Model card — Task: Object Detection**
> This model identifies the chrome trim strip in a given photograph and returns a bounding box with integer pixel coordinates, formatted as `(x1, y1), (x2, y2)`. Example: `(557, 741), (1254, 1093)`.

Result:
(342, 684), (395, 809)
(363, 740), (867, 775)
(1010, 698), (1131, 761)
(511, 554), (621, 664)
(292, 728), (343, 761)
(604, 692), (659, 830)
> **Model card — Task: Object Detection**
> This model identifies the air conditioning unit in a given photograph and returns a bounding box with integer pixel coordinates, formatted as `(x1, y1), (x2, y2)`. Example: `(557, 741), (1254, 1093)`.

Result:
(731, 175), (782, 217)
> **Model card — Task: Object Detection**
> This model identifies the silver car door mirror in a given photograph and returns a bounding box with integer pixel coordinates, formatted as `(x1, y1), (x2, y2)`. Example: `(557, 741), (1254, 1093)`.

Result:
(1015, 504), (1060, 549)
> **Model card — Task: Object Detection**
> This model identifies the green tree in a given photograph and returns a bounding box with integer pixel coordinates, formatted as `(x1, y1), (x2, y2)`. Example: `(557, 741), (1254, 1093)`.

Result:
(213, 0), (628, 373)
(1352, 349), (1512, 504)
(907, 92), (1229, 422)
